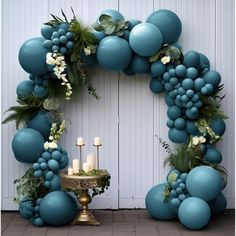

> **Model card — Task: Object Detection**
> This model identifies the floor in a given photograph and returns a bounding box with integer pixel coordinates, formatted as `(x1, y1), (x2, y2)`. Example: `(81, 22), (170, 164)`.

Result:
(1, 210), (235, 236)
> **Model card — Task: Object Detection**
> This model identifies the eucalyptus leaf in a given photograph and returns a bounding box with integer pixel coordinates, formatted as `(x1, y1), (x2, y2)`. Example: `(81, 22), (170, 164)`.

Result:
(92, 22), (104, 32)
(104, 23), (116, 35)
(99, 14), (112, 23)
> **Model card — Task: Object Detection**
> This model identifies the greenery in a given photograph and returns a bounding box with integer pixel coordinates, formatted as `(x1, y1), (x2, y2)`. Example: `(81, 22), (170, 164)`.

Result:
(13, 168), (48, 204)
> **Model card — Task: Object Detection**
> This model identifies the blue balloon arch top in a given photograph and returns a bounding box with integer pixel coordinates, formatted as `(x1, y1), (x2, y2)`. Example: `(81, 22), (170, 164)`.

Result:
(3, 8), (228, 229)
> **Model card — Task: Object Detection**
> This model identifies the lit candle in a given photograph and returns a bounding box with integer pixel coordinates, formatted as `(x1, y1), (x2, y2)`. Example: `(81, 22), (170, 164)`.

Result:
(87, 152), (95, 170)
(77, 136), (84, 146)
(72, 159), (79, 174)
(68, 166), (74, 176)
(94, 137), (101, 146)
(83, 162), (90, 173)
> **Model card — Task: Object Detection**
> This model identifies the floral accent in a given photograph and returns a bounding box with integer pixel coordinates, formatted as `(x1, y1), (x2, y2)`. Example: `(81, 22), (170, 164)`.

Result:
(46, 52), (72, 100)
(84, 46), (92, 56)
(44, 141), (58, 150)
(192, 136), (206, 146)
(161, 56), (171, 64)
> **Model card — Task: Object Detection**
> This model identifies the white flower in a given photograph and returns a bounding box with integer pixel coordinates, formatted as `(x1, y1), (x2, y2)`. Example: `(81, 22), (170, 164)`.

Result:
(49, 142), (58, 149)
(199, 136), (206, 143)
(49, 136), (54, 141)
(44, 141), (50, 149)
(84, 47), (91, 56)
(161, 56), (171, 64)
(192, 136), (199, 146)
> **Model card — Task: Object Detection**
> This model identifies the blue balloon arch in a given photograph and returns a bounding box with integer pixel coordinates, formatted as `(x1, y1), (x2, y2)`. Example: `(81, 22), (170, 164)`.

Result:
(3, 8), (227, 229)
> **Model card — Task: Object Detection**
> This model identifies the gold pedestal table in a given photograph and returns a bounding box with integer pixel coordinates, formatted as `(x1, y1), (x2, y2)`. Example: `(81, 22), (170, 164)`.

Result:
(60, 170), (110, 226)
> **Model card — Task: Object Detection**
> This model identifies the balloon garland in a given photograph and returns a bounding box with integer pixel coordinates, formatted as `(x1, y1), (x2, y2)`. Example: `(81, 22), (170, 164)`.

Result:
(2, 8), (228, 229)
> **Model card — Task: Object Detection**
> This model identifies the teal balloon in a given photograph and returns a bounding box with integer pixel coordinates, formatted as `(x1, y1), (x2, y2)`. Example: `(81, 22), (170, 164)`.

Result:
(183, 50), (200, 68)
(210, 118), (226, 136)
(186, 108), (199, 120)
(49, 175), (61, 191)
(34, 85), (48, 97)
(123, 30), (130, 41)
(59, 154), (69, 169)
(92, 30), (106, 42)
(48, 159), (60, 171)
(145, 183), (177, 220)
(186, 166), (222, 201)
(165, 95), (175, 106)
(186, 121), (200, 135)
(168, 128), (188, 143)
(150, 77), (164, 94)
(41, 25), (53, 39)
(129, 23), (162, 56)
(174, 118), (186, 130)
(51, 150), (62, 161)
(128, 20), (142, 30)
(99, 9), (124, 21)
(39, 191), (78, 225)
(18, 37), (49, 75)
(199, 53), (210, 71)
(167, 105), (182, 120)
(12, 128), (44, 163)
(182, 78), (194, 90)
(97, 36), (132, 71)
(16, 80), (34, 99)
(131, 55), (150, 74)
(19, 199), (34, 219)
(186, 67), (198, 79)
(123, 65), (135, 76)
(27, 111), (52, 140)
(175, 64), (186, 77)
(194, 78), (205, 91)
(208, 192), (227, 214)
(203, 71), (221, 88)
(33, 217), (44, 227)
(204, 147), (222, 164)
(178, 197), (211, 230)
(151, 61), (166, 77)
(146, 9), (182, 44)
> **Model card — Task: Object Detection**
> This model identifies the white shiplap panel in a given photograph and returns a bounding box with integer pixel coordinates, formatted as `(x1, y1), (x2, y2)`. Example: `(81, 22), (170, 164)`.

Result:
(118, 0), (154, 208)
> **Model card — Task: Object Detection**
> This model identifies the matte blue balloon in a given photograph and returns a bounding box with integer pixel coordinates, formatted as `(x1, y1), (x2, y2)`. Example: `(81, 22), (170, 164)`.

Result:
(150, 77), (164, 94)
(186, 121), (200, 135)
(49, 175), (61, 191)
(175, 64), (186, 77)
(205, 83), (214, 93)
(39, 191), (78, 226)
(48, 159), (60, 171)
(203, 71), (221, 88)
(97, 36), (132, 71)
(16, 80), (34, 99)
(145, 183), (177, 220)
(183, 51), (200, 68)
(128, 20), (142, 30)
(168, 128), (188, 143)
(45, 171), (54, 181)
(59, 154), (69, 169)
(41, 25), (53, 39)
(19, 199), (34, 219)
(182, 78), (194, 90)
(131, 55), (150, 74)
(99, 9), (124, 21)
(186, 67), (198, 79)
(51, 150), (62, 161)
(27, 111), (52, 140)
(169, 197), (181, 213)
(42, 151), (51, 161)
(146, 9), (182, 44)
(210, 118), (226, 136)
(204, 147), (222, 164)
(199, 53), (210, 70)
(33, 217), (44, 227)
(174, 118), (186, 130)
(186, 166), (222, 201)
(186, 108), (199, 120)
(12, 128), (44, 163)
(178, 197), (211, 230)
(167, 105), (182, 120)
(194, 77), (205, 91)
(34, 85), (48, 97)
(208, 192), (227, 214)
(34, 170), (43, 177)
(123, 30), (130, 41)
(19, 37), (49, 75)
(92, 30), (106, 42)
(151, 61), (166, 77)
(129, 23), (162, 57)
(165, 95), (175, 106)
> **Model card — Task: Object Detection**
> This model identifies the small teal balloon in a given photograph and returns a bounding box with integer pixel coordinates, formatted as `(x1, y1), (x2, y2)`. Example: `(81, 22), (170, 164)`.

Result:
(178, 197), (211, 230)
(186, 166), (222, 201)
(167, 105), (182, 120)
(19, 37), (49, 75)
(92, 30), (106, 42)
(99, 9), (124, 21)
(59, 154), (69, 169)
(48, 159), (60, 171)
(39, 191), (78, 225)
(45, 171), (54, 181)
(40, 162), (48, 170)
(184, 50), (200, 68)
(145, 183), (177, 220)
(49, 175), (61, 191)
(168, 128), (188, 143)
(175, 64), (186, 77)
(12, 128), (44, 163)
(51, 150), (62, 161)
(165, 95), (175, 106)
(42, 151), (51, 161)
(174, 118), (186, 130)
(210, 118), (226, 136)
(33, 217), (44, 227)
(203, 71), (221, 88)
(204, 147), (222, 164)
(169, 197), (181, 213)
(33, 163), (40, 171)
(185, 108), (199, 120)
(41, 25), (53, 39)
(194, 77), (205, 91)
(34, 170), (43, 177)
(208, 192), (227, 214)
(129, 23), (162, 56)
(151, 61), (166, 77)
(128, 20), (142, 30)
(166, 119), (174, 128)
(16, 80), (34, 99)
(149, 77), (164, 94)
(186, 121), (200, 135)
(199, 53), (210, 71)
(34, 85), (48, 97)
(27, 111), (52, 140)
(182, 78), (194, 90)
(131, 55), (150, 74)
(186, 67), (198, 79)
(146, 9), (182, 44)
(97, 36), (132, 71)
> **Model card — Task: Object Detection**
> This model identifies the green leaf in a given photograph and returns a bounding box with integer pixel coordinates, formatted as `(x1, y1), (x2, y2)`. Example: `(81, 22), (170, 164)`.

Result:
(61, 9), (69, 23)
(99, 14), (112, 23)
(104, 22), (116, 35)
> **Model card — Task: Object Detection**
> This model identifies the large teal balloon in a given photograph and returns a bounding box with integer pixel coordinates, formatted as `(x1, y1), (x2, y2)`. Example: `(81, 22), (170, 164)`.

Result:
(12, 128), (44, 163)
(186, 166), (222, 201)
(97, 36), (132, 71)
(183, 50), (200, 68)
(168, 128), (188, 144)
(146, 9), (182, 44)
(27, 111), (52, 140)
(129, 23), (162, 57)
(18, 37), (49, 75)
(209, 118), (226, 136)
(131, 55), (150, 74)
(208, 192), (227, 214)
(39, 191), (78, 225)
(99, 9), (124, 21)
(145, 183), (177, 220)
(16, 80), (34, 99)
(178, 197), (211, 230)
(204, 147), (222, 164)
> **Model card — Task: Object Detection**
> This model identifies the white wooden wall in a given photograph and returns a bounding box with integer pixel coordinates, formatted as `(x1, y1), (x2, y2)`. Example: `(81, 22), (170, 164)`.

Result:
(1, 0), (235, 210)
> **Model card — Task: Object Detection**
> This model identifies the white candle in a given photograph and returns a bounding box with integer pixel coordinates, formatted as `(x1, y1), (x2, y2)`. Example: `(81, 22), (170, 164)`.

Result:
(72, 159), (80, 174)
(68, 166), (74, 176)
(94, 137), (101, 146)
(83, 162), (90, 173)
(77, 136), (84, 146)
(87, 152), (95, 170)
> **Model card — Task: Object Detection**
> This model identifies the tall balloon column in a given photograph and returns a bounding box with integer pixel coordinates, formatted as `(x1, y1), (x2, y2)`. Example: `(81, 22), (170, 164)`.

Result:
(5, 8), (227, 229)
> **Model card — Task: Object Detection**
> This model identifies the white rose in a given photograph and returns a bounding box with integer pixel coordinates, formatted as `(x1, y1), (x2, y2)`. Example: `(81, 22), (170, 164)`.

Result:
(44, 142), (50, 149)
(161, 56), (171, 64)
(192, 136), (199, 146)
(199, 136), (206, 143)
(49, 142), (58, 149)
